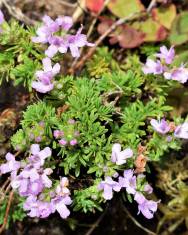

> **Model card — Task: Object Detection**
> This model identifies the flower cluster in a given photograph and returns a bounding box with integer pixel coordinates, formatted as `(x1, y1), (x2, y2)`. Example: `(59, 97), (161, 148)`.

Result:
(28, 121), (49, 143)
(142, 46), (188, 83)
(150, 118), (188, 139)
(54, 119), (80, 146)
(98, 169), (158, 219)
(0, 144), (72, 219)
(98, 144), (159, 219)
(32, 15), (94, 58)
(31, 15), (93, 94)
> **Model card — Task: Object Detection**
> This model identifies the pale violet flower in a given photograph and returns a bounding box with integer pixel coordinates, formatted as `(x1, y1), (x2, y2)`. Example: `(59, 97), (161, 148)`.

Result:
(134, 192), (158, 219)
(32, 57), (60, 93)
(118, 169), (136, 195)
(66, 26), (94, 58)
(41, 168), (53, 188)
(56, 16), (73, 31)
(52, 195), (72, 219)
(53, 130), (64, 139)
(111, 143), (133, 165)
(174, 122), (188, 139)
(156, 46), (175, 64)
(98, 176), (121, 200)
(144, 184), (153, 194)
(150, 118), (170, 134)
(142, 59), (164, 75)
(29, 144), (52, 168)
(31, 81), (54, 93)
(164, 67), (188, 84)
(23, 196), (54, 218)
(0, 10), (4, 24)
(36, 57), (60, 80)
(32, 15), (59, 44)
(56, 177), (70, 196)
(0, 153), (20, 174)
(70, 139), (77, 146)
(0, 10), (4, 32)
(45, 36), (68, 58)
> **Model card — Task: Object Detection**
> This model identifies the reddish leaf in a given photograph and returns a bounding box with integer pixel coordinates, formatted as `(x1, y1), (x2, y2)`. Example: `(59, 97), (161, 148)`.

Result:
(97, 17), (114, 35)
(97, 18), (145, 48)
(117, 25), (145, 48)
(86, 0), (104, 13)
(132, 18), (168, 42)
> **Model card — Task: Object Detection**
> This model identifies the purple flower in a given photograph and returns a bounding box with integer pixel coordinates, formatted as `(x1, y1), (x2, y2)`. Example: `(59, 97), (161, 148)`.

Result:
(0, 153), (20, 174)
(38, 201), (54, 218)
(142, 59), (164, 75)
(156, 46), (175, 64)
(31, 81), (54, 93)
(36, 57), (60, 80)
(0, 10), (4, 24)
(32, 15), (59, 44)
(166, 135), (172, 142)
(134, 192), (158, 219)
(23, 195), (40, 217)
(119, 170), (136, 195)
(150, 118), (170, 134)
(174, 122), (188, 139)
(41, 168), (53, 188)
(35, 136), (42, 142)
(29, 144), (52, 168)
(45, 36), (68, 58)
(68, 119), (75, 124)
(23, 196), (54, 218)
(59, 139), (67, 146)
(32, 57), (60, 93)
(20, 166), (40, 182)
(42, 15), (59, 33)
(144, 184), (153, 194)
(111, 143), (133, 165)
(0, 10), (4, 32)
(164, 67), (188, 84)
(56, 177), (70, 196)
(70, 139), (77, 146)
(56, 16), (73, 31)
(29, 179), (44, 196)
(98, 176), (121, 200)
(66, 27), (94, 57)
(53, 130), (64, 139)
(53, 197), (71, 219)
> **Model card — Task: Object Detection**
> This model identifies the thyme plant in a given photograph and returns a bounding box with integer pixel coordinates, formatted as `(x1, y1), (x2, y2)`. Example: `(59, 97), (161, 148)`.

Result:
(0, 10), (188, 224)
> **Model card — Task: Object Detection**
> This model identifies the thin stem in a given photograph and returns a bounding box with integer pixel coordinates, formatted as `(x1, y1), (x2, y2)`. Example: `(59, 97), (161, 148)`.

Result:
(122, 206), (157, 235)
(0, 190), (14, 234)
(84, 208), (107, 235)
(69, 12), (140, 74)
(71, 0), (110, 68)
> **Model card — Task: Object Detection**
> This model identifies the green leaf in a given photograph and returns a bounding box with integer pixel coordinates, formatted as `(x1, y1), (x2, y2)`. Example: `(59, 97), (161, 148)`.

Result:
(107, 0), (145, 18)
(169, 12), (188, 45)
(132, 18), (167, 42)
(151, 4), (176, 30)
